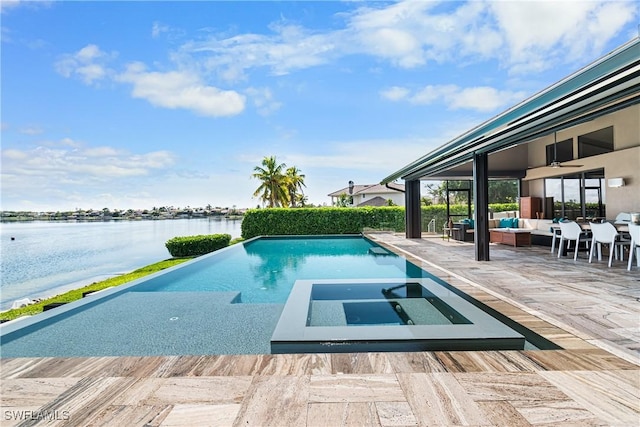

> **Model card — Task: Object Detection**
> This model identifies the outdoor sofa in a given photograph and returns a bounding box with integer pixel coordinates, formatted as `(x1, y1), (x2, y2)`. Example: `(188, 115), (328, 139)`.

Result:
(454, 218), (555, 245)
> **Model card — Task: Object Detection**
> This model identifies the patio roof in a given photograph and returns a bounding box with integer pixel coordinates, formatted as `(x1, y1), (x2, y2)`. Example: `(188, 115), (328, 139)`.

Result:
(382, 37), (640, 183)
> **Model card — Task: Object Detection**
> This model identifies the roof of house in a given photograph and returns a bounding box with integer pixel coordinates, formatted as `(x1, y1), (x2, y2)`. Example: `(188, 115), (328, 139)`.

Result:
(356, 196), (390, 207)
(381, 37), (640, 183)
(327, 182), (405, 197)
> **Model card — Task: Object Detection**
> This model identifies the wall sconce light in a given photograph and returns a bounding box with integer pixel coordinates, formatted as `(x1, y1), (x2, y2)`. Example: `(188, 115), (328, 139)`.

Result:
(607, 177), (625, 188)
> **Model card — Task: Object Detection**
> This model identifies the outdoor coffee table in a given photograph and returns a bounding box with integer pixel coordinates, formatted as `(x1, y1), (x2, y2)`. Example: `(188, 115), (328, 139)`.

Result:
(489, 229), (532, 247)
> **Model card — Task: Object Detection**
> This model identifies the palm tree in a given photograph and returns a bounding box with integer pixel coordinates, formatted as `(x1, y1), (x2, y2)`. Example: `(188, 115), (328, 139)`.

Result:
(335, 193), (350, 207)
(285, 166), (306, 207)
(252, 156), (289, 207)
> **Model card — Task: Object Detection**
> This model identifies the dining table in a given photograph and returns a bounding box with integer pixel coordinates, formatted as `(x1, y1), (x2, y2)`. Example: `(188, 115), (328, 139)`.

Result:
(550, 222), (629, 233)
(551, 221), (631, 257)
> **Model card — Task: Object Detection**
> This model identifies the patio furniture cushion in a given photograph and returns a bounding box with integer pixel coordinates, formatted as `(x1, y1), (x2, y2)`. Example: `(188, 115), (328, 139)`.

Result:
(499, 218), (518, 228)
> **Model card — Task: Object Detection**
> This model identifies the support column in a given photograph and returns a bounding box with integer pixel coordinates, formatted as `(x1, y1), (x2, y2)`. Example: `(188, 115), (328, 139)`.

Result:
(405, 180), (421, 238)
(473, 153), (490, 261)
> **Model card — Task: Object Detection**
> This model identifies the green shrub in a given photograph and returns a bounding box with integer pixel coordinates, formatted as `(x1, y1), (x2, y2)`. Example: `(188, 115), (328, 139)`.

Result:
(241, 207), (405, 239)
(489, 203), (519, 213)
(165, 233), (231, 257)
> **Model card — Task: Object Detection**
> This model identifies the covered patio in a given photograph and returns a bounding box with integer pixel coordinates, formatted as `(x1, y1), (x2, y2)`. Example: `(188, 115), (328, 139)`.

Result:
(382, 38), (640, 261)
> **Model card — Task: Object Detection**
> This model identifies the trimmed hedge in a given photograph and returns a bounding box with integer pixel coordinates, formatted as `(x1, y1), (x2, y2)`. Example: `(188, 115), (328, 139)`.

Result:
(241, 207), (405, 239)
(241, 204), (523, 238)
(165, 233), (231, 257)
(488, 203), (519, 213)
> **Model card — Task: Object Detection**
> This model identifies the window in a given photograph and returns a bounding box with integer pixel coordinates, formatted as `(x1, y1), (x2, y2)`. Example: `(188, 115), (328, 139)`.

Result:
(578, 127), (613, 159)
(544, 169), (605, 220)
(546, 138), (573, 165)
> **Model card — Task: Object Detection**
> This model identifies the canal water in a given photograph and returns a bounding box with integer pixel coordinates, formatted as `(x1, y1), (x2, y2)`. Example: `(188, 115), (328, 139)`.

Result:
(0, 218), (242, 311)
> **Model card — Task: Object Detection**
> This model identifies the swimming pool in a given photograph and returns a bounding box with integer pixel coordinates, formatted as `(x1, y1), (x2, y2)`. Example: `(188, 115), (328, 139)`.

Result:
(0, 236), (556, 357)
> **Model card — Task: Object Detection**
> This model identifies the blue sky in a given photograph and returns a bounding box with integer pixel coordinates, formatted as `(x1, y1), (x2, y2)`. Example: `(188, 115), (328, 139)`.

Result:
(2, 1), (638, 211)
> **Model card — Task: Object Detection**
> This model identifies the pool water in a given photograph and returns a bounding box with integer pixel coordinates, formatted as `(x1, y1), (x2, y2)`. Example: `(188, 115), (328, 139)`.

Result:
(132, 236), (431, 303)
(308, 282), (472, 326)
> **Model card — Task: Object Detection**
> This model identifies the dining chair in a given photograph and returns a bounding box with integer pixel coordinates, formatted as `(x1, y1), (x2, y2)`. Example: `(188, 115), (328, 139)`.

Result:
(550, 226), (562, 254)
(589, 222), (630, 267)
(627, 223), (640, 271)
(557, 221), (590, 260)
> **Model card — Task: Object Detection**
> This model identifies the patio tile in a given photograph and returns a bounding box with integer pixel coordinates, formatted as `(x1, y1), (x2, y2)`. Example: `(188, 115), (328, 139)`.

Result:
(159, 404), (240, 427)
(396, 372), (489, 426)
(87, 404), (172, 427)
(538, 370), (640, 425)
(510, 400), (606, 426)
(233, 375), (310, 426)
(0, 377), (81, 406)
(475, 401), (531, 427)
(453, 372), (568, 401)
(306, 402), (381, 426)
(144, 377), (252, 405)
(36, 377), (139, 426)
(309, 374), (405, 402)
(109, 378), (164, 406)
(375, 401), (418, 426)
(385, 352), (448, 373)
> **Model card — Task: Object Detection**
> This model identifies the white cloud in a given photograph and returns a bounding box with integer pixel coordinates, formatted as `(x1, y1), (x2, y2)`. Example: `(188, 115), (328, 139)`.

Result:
(117, 62), (246, 117)
(245, 87), (281, 116)
(55, 44), (115, 85)
(1, 0), (52, 14)
(382, 84), (527, 113)
(19, 126), (43, 135)
(56, 44), (245, 118)
(53, 1), (636, 120)
(447, 86), (527, 112)
(2, 148), (28, 160)
(380, 86), (410, 101)
(151, 21), (185, 41)
(489, 1), (637, 72)
(181, 23), (341, 82)
(176, 0), (636, 78)
(1, 141), (175, 184)
(240, 137), (439, 174)
(0, 0), (21, 13)
(152, 21), (170, 38)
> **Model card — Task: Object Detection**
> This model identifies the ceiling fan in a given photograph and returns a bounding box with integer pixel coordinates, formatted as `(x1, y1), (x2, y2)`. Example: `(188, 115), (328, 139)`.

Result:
(548, 132), (582, 168)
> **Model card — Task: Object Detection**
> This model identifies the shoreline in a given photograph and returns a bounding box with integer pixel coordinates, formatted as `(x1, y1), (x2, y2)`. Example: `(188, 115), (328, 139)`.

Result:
(1, 273), (124, 313)
(0, 258), (191, 321)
